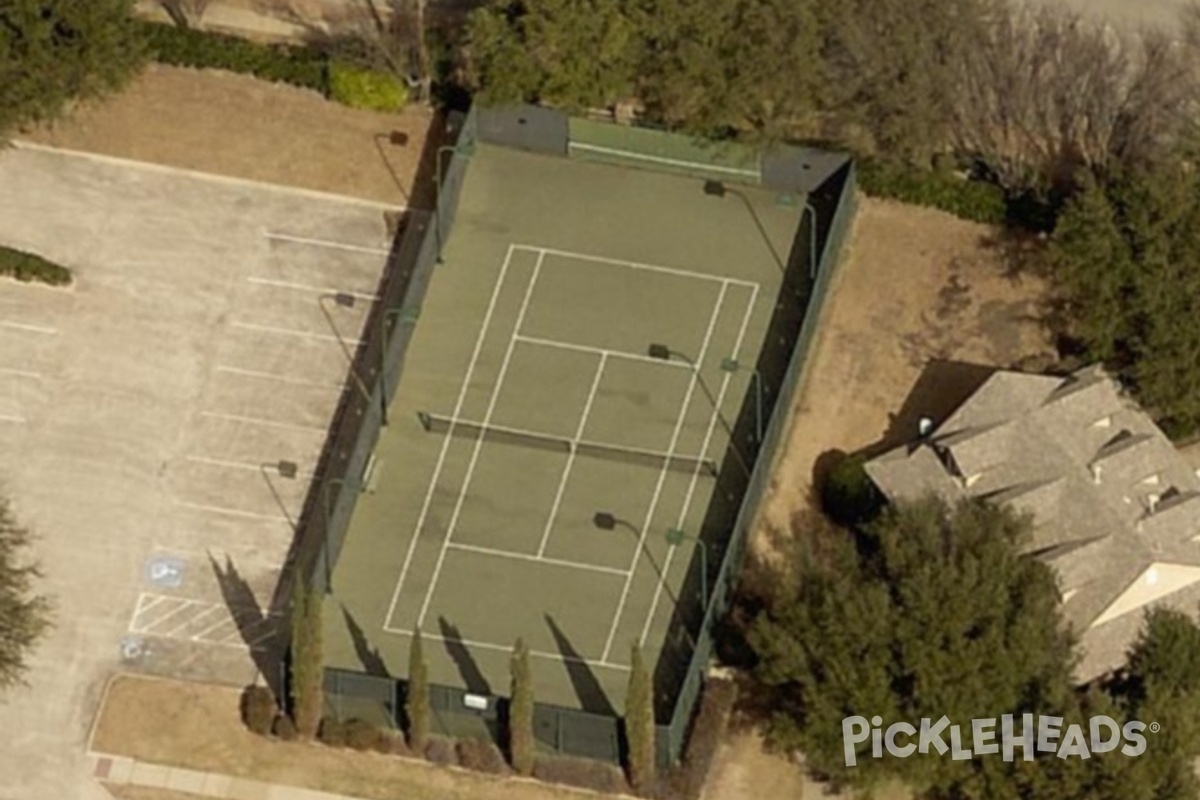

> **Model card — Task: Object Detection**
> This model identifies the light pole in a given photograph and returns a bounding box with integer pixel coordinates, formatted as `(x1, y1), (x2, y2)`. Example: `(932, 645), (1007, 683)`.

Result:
(435, 143), (475, 264)
(318, 292), (389, 426)
(647, 343), (753, 479)
(719, 357), (763, 444)
(703, 179), (819, 279)
(665, 527), (709, 611)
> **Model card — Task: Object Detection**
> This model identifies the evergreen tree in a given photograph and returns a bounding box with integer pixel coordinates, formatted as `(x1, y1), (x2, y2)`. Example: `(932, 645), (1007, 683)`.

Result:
(288, 578), (323, 738)
(508, 637), (535, 775)
(624, 642), (655, 792)
(0, 0), (145, 137)
(0, 497), (51, 692)
(749, 496), (1078, 797)
(407, 628), (431, 751)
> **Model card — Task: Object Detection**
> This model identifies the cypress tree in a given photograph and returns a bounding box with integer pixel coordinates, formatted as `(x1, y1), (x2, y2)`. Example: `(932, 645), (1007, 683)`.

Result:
(624, 642), (655, 792)
(509, 637), (535, 775)
(407, 628), (431, 751)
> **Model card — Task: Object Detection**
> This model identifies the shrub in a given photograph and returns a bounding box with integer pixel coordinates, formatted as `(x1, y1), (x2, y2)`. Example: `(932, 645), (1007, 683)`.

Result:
(318, 717), (347, 747)
(240, 685), (276, 736)
(138, 21), (328, 94)
(328, 62), (408, 112)
(0, 246), (72, 286)
(423, 735), (459, 766)
(456, 738), (510, 775)
(858, 159), (1007, 225)
(272, 713), (298, 741)
(820, 452), (883, 527)
(343, 718), (385, 751)
(380, 728), (411, 756)
(533, 755), (630, 794)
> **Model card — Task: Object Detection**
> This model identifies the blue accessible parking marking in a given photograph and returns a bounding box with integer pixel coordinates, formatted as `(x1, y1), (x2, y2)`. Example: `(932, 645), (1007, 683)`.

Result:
(145, 556), (186, 589)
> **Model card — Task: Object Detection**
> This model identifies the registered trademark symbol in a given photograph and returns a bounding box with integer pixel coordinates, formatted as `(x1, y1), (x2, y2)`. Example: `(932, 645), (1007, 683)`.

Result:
(1149, 722), (1161, 734)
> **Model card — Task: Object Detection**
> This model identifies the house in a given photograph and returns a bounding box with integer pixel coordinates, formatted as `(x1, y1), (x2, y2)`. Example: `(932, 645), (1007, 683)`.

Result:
(866, 364), (1200, 682)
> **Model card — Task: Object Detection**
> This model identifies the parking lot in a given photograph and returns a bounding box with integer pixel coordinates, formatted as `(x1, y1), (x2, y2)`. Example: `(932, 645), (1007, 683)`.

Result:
(0, 144), (398, 799)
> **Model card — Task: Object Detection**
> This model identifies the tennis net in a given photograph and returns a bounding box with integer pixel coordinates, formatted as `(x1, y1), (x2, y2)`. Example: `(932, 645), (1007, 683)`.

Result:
(419, 412), (718, 477)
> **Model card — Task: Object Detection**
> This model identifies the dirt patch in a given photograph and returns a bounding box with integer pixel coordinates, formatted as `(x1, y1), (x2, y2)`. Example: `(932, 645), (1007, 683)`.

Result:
(753, 196), (1054, 566)
(92, 674), (607, 800)
(21, 64), (435, 205)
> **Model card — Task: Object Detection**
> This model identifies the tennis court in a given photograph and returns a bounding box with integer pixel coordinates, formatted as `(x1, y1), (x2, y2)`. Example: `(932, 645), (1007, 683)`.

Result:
(325, 138), (802, 721)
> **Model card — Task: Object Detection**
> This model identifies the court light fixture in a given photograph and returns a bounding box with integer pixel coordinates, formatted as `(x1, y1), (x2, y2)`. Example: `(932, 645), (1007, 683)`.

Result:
(593, 511), (618, 531)
(647, 343), (672, 361)
(276, 460), (299, 479)
(665, 527), (709, 610)
(333, 292), (356, 308)
(703, 180), (727, 198)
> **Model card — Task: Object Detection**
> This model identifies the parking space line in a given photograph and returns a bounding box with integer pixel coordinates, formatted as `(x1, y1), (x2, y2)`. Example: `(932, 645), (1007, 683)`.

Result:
(0, 368), (43, 380)
(232, 321), (363, 346)
(246, 276), (381, 302)
(0, 414), (26, 424)
(264, 230), (392, 256)
(173, 499), (294, 524)
(131, 598), (204, 633)
(0, 321), (56, 335)
(215, 365), (343, 389)
(162, 603), (224, 638)
(199, 411), (328, 434)
(185, 454), (316, 478)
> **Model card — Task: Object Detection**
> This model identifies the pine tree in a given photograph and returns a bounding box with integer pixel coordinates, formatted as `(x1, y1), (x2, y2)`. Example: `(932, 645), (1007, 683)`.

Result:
(508, 637), (535, 775)
(0, 497), (51, 692)
(624, 642), (655, 792)
(407, 628), (431, 751)
(288, 579), (323, 739)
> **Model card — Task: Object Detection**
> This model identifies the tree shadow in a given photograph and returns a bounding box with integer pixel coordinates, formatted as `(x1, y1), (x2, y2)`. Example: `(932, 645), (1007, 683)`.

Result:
(544, 614), (615, 716)
(208, 551), (282, 696)
(341, 604), (389, 677)
(437, 616), (491, 695)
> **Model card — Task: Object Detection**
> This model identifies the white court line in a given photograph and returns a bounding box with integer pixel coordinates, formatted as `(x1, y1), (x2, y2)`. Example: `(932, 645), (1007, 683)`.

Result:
(383, 245), (517, 632)
(174, 499), (293, 524)
(185, 454), (315, 478)
(246, 276), (381, 302)
(199, 411), (327, 434)
(601, 282), (729, 663)
(514, 244), (759, 289)
(216, 365), (343, 389)
(384, 627), (631, 672)
(537, 353), (607, 558)
(232, 321), (363, 347)
(264, 230), (392, 256)
(514, 335), (692, 370)
(639, 283), (759, 647)
(415, 253), (545, 630)
(566, 141), (760, 179)
(0, 320), (56, 335)
(0, 368), (43, 380)
(447, 542), (628, 578)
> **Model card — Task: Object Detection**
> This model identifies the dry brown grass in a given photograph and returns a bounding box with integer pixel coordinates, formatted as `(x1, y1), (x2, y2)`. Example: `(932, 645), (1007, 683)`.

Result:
(22, 64), (434, 206)
(107, 786), (209, 800)
(92, 674), (612, 800)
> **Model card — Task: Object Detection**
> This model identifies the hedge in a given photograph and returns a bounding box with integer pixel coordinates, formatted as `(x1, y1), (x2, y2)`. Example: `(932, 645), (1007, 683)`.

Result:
(857, 159), (1008, 226)
(0, 246), (72, 286)
(138, 21), (328, 94)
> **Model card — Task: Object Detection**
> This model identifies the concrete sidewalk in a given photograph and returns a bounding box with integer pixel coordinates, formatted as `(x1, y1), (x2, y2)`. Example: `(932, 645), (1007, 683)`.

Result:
(91, 752), (366, 800)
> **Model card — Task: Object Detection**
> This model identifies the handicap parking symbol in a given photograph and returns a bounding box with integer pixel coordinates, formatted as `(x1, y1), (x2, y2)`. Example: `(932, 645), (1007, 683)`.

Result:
(145, 556), (185, 589)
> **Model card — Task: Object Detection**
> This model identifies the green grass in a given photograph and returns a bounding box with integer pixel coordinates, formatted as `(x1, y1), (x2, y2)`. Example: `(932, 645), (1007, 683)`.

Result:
(0, 245), (72, 286)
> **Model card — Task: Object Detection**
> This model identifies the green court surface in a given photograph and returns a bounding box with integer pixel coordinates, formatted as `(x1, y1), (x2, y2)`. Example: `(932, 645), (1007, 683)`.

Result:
(326, 142), (800, 714)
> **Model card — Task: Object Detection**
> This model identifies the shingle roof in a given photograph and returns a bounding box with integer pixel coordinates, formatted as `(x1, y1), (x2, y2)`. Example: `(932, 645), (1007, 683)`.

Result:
(865, 364), (1200, 682)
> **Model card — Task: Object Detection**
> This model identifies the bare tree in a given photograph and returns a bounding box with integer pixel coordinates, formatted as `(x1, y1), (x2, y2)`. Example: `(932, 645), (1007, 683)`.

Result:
(160, 0), (214, 29)
(327, 0), (429, 102)
(951, 1), (1200, 190)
